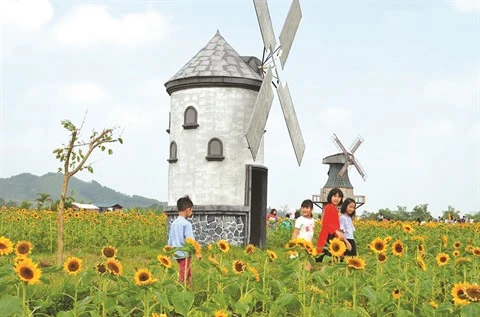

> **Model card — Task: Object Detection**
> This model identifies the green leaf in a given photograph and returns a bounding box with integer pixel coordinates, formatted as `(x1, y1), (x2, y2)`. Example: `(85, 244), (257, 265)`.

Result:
(234, 301), (250, 316)
(118, 138), (123, 144)
(171, 291), (194, 316)
(461, 304), (480, 317)
(0, 294), (22, 316)
(108, 149), (113, 155)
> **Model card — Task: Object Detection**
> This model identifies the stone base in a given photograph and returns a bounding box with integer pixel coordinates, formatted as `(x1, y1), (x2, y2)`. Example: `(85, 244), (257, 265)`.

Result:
(165, 205), (250, 246)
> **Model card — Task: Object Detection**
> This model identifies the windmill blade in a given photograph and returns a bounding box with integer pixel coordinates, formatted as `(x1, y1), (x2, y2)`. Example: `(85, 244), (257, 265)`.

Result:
(246, 69), (275, 161)
(332, 133), (349, 155)
(277, 81), (305, 166)
(352, 157), (368, 181)
(253, 0), (277, 53)
(350, 136), (363, 154)
(278, 0), (302, 69)
(338, 160), (349, 177)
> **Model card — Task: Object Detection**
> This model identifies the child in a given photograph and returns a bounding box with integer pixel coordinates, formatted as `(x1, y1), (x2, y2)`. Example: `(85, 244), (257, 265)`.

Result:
(291, 199), (315, 269)
(340, 198), (356, 256)
(315, 188), (349, 262)
(292, 200), (315, 242)
(167, 195), (201, 286)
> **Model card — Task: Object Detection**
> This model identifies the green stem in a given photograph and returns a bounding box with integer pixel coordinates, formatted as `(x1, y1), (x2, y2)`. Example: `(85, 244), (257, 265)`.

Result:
(353, 272), (357, 309)
(22, 282), (27, 317)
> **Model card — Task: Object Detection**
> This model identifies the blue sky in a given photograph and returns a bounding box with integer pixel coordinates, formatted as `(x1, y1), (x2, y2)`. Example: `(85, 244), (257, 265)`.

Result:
(1, 0), (479, 217)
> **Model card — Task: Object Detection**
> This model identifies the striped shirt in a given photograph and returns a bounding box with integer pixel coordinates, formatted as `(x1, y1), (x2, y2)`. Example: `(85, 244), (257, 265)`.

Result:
(167, 216), (194, 259)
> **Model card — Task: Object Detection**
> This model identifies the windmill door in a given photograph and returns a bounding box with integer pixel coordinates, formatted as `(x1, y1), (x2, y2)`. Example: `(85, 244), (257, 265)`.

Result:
(245, 165), (268, 248)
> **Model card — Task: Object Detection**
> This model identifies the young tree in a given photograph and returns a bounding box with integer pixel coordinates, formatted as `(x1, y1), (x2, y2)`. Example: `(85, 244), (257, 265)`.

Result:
(35, 192), (53, 210)
(53, 119), (123, 264)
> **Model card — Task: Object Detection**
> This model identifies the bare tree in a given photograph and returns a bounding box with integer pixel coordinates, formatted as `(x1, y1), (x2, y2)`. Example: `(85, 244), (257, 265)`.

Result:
(53, 118), (123, 264)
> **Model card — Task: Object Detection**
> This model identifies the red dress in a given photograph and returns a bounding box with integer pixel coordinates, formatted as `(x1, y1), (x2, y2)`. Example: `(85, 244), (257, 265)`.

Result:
(316, 203), (340, 254)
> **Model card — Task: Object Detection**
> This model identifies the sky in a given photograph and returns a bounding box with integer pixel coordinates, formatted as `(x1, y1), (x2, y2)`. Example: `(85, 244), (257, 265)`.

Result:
(0, 0), (479, 218)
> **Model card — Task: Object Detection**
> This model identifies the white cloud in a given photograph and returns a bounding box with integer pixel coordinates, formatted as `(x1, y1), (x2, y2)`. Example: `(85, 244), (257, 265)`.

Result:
(62, 82), (113, 104)
(417, 119), (455, 137)
(450, 0), (480, 12)
(317, 107), (353, 128)
(53, 4), (171, 48)
(424, 76), (479, 108)
(0, 0), (53, 30)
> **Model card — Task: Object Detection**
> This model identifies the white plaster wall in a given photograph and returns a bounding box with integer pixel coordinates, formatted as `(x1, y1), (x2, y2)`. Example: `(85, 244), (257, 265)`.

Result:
(168, 87), (265, 206)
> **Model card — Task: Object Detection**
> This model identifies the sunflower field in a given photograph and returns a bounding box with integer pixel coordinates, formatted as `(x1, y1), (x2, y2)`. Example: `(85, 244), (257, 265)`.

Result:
(0, 207), (479, 317)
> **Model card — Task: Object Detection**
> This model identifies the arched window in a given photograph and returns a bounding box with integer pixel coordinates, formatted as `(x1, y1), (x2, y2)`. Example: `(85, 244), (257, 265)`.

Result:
(183, 106), (199, 129)
(168, 141), (178, 163)
(206, 138), (224, 161)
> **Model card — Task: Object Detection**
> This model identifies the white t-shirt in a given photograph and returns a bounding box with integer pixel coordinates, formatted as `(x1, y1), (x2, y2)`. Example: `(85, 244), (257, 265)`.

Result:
(294, 216), (315, 242)
(340, 214), (355, 240)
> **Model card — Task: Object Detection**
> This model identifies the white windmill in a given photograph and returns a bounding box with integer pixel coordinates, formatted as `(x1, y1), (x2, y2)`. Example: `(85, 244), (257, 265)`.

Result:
(164, 0), (304, 248)
(246, 0), (306, 166)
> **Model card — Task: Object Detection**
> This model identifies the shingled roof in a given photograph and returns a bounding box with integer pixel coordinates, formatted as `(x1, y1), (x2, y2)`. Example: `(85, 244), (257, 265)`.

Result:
(165, 31), (263, 95)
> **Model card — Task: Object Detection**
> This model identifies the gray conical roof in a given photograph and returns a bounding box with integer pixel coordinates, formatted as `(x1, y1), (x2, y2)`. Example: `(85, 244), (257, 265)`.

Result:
(165, 31), (263, 95)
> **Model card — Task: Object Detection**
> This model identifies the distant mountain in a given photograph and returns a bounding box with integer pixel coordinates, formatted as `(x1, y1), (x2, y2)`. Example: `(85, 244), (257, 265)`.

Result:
(0, 173), (166, 209)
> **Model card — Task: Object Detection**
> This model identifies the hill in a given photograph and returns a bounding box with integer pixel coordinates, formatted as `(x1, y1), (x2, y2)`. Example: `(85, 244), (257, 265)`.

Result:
(0, 173), (166, 209)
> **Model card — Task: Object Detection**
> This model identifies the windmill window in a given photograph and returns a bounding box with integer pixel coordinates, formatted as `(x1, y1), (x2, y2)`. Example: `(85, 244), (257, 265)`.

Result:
(183, 106), (199, 129)
(206, 138), (224, 161)
(168, 141), (178, 163)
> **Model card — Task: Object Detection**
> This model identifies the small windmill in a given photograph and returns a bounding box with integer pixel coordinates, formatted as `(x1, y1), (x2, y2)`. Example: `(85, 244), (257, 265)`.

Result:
(246, 0), (305, 166)
(313, 134), (367, 208)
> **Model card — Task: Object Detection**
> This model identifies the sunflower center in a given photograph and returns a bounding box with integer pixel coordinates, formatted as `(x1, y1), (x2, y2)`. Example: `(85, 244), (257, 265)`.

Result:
(395, 245), (403, 252)
(20, 267), (34, 280)
(375, 243), (383, 250)
(108, 263), (119, 273)
(97, 264), (106, 273)
(103, 248), (115, 257)
(18, 245), (30, 254)
(332, 244), (340, 252)
(378, 254), (386, 261)
(139, 273), (149, 281)
(68, 262), (79, 271)
(0, 243), (6, 249)
(440, 256), (447, 262)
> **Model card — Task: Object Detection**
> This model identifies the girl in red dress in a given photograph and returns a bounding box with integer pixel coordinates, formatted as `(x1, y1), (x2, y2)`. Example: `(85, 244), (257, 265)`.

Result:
(316, 188), (350, 262)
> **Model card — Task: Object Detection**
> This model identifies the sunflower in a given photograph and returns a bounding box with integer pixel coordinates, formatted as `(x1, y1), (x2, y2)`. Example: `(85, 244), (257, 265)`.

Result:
(96, 262), (107, 274)
(285, 240), (297, 249)
(417, 256), (427, 272)
(377, 253), (387, 263)
(452, 250), (460, 258)
(134, 268), (157, 286)
(102, 246), (117, 258)
(267, 249), (278, 261)
(451, 282), (469, 306)
(305, 243), (317, 256)
(442, 235), (447, 248)
(429, 300), (438, 309)
(384, 236), (392, 243)
(392, 240), (405, 257)
(402, 224), (413, 233)
(369, 238), (386, 254)
(217, 240), (230, 253)
(453, 241), (461, 249)
(106, 258), (123, 276)
(465, 245), (474, 253)
(0, 236), (14, 256)
(244, 244), (255, 255)
(163, 245), (172, 253)
(151, 313), (167, 317)
(248, 267), (260, 282)
(185, 237), (201, 256)
(15, 241), (33, 257)
(436, 253), (450, 266)
(214, 310), (229, 317)
(14, 256), (26, 266)
(295, 238), (309, 249)
(207, 243), (213, 251)
(157, 255), (172, 269)
(417, 244), (425, 254)
(473, 247), (480, 257)
(232, 260), (246, 274)
(328, 237), (347, 257)
(14, 257), (42, 284)
(63, 257), (82, 275)
(208, 254), (219, 266)
(463, 283), (480, 302)
(346, 257), (366, 270)
(392, 288), (401, 300)
(455, 257), (472, 266)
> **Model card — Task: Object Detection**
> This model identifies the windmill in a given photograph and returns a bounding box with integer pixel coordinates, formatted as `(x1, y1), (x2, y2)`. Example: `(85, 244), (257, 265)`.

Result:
(246, 0), (305, 166)
(312, 134), (367, 208)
